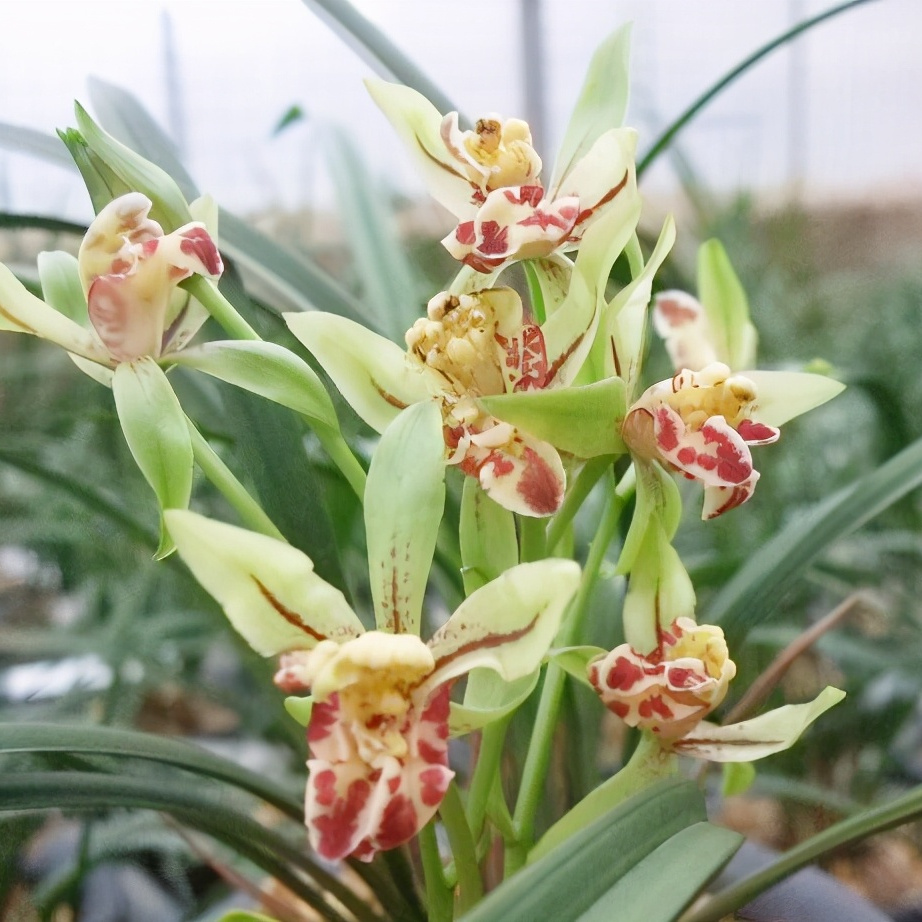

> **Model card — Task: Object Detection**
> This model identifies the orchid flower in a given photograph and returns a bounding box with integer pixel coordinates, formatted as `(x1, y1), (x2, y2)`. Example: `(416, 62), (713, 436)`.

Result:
(588, 617), (844, 762)
(366, 25), (638, 275)
(165, 402), (580, 861)
(166, 403), (579, 860)
(622, 360), (845, 520)
(0, 192), (222, 371)
(287, 221), (627, 517)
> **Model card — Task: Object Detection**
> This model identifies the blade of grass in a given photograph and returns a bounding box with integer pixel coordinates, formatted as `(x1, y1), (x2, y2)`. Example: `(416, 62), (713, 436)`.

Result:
(300, 0), (462, 119)
(638, 0), (879, 177)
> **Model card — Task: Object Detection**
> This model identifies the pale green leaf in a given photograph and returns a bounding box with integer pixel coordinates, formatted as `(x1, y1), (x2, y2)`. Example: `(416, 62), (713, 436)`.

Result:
(365, 400), (445, 634)
(170, 340), (339, 430)
(577, 822), (742, 922)
(165, 509), (364, 655)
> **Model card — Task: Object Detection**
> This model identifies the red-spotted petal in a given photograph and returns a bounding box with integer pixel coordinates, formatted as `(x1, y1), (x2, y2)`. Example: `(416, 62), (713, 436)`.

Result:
(305, 686), (454, 862)
(653, 406), (754, 489)
(466, 427), (565, 518)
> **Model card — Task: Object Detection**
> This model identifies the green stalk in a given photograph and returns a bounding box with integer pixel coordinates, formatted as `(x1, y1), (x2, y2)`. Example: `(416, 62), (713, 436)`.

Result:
(546, 456), (612, 554)
(440, 782), (483, 913)
(509, 470), (632, 862)
(518, 515), (547, 564)
(183, 274), (260, 342)
(186, 418), (286, 540)
(419, 821), (453, 922)
(682, 783), (922, 922)
(523, 261), (546, 325)
(465, 718), (512, 843)
(637, 0), (878, 177)
(315, 422), (367, 500)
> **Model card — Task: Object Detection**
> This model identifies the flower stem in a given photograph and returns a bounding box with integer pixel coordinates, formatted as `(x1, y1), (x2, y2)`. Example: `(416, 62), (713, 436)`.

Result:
(315, 423), (367, 500)
(183, 275), (260, 342)
(546, 456), (613, 555)
(465, 718), (511, 843)
(509, 468), (633, 860)
(518, 515), (547, 563)
(440, 782), (483, 913)
(419, 822), (453, 922)
(185, 418), (286, 540)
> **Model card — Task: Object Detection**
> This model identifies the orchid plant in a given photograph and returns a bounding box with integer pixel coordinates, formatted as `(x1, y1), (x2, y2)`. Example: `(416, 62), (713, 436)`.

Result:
(0, 12), (882, 922)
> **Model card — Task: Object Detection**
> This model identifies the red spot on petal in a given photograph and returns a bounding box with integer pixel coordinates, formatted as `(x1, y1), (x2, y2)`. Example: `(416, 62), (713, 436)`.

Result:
(516, 446), (563, 515)
(419, 767), (450, 807)
(313, 769), (337, 807)
(478, 220), (510, 256)
(610, 701), (630, 719)
(667, 667), (699, 689)
(654, 407), (680, 452)
(456, 221), (475, 245)
(312, 777), (372, 860)
(656, 296), (698, 327)
(605, 656), (644, 691)
(701, 423), (752, 483)
(737, 419), (780, 444)
(180, 226), (223, 276)
(638, 695), (673, 720)
(375, 794), (419, 851)
(676, 446), (697, 465)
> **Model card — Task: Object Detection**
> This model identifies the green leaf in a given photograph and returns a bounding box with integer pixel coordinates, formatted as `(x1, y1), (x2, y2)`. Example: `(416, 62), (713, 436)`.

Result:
(479, 379), (627, 459)
(0, 722), (302, 820)
(459, 779), (708, 922)
(459, 478), (517, 595)
(637, 0), (876, 177)
(302, 0), (461, 118)
(319, 123), (426, 341)
(551, 23), (632, 190)
(219, 913), (279, 922)
(365, 400), (445, 634)
(112, 358), (193, 557)
(170, 340), (339, 430)
(577, 822), (742, 922)
(723, 762), (756, 797)
(713, 432), (922, 649)
(0, 121), (74, 168)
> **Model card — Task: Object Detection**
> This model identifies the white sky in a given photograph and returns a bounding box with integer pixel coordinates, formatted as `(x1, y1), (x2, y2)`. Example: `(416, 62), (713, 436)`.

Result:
(0, 0), (916, 220)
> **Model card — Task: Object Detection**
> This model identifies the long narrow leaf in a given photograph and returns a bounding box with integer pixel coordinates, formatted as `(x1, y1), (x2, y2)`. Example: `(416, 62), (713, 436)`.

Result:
(0, 722), (302, 819)
(0, 772), (359, 922)
(713, 433), (922, 648)
(460, 780), (706, 922)
(301, 0), (461, 118)
(637, 0), (878, 177)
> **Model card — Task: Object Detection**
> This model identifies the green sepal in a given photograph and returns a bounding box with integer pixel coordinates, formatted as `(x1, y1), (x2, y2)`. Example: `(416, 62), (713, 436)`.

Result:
(551, 23), (633, 189)
(479, 378), (627, 458)
(722, 761), (757, 797)
(111, 358), (193, 558)
(698, 238), (757, 371)
(449, 668), (539, 736)
(284, 695), (314, 727)
(548, 645), (607, 688)
(365, 400), (446, 635)
(74, 103), (191, 229)
(459, 478), (518, 595)
(57, 127), (134, 215)
(36, 250), (87, 326)
(169, 340), (339, 431)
